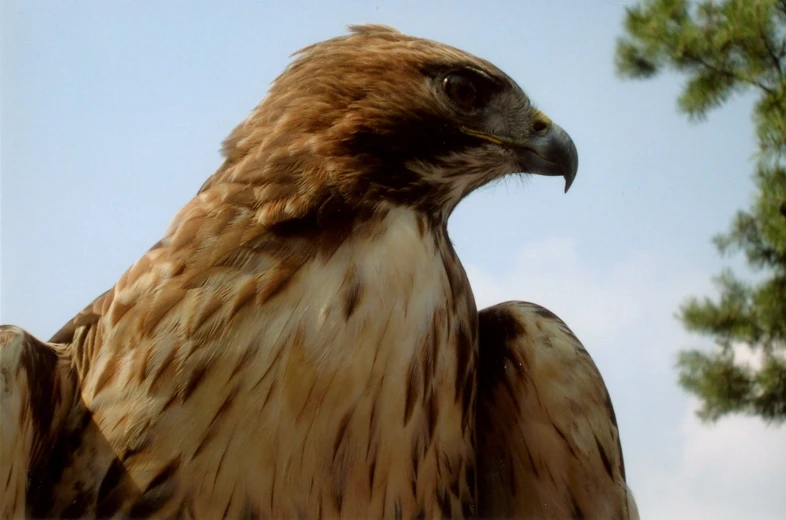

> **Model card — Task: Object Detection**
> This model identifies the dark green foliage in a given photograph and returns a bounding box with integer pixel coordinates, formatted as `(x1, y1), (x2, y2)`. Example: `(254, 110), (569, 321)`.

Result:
(616, 0), (786, 424)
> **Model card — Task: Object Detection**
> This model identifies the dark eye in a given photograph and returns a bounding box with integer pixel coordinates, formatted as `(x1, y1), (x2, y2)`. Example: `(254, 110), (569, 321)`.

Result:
(443, 73), (480, 112)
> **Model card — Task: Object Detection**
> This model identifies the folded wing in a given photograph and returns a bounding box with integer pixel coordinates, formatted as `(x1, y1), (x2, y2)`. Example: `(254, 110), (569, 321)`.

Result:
(476, 301), (639, 519)
(0, 326), (77, 518)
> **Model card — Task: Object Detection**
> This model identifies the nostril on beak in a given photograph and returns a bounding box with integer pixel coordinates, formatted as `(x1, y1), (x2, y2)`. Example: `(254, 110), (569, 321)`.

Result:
(532, 117), (552, 136)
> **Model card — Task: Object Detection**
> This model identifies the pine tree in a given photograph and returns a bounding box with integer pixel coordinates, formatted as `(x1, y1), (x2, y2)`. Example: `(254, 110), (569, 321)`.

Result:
(616, 0), (786, 424)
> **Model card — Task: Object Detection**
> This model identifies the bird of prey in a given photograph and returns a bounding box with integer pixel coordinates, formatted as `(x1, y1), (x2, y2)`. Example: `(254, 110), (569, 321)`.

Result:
(1, 25), (638, 519)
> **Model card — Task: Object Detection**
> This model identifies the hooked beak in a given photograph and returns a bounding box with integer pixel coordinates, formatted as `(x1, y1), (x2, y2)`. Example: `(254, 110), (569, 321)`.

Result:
(460, 118), (578, 193)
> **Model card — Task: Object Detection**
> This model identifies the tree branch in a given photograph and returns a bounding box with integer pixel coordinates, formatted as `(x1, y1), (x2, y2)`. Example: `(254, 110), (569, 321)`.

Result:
(755, 0), (784, 79)
(680, 46), (775, 95)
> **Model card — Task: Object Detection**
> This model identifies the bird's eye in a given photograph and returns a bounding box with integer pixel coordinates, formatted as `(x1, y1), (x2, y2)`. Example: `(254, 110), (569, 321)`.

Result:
(443, 73), (480, 112)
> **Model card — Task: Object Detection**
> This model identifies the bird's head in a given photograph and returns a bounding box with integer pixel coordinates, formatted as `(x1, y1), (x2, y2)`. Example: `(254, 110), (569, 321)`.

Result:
(209, 25), (578, 230)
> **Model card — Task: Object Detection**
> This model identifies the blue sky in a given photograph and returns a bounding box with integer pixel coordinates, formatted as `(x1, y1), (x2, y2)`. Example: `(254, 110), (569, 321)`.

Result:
(2, 1), (784, 518)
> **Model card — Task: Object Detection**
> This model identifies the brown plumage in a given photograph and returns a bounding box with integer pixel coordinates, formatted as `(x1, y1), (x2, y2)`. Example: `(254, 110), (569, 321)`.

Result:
(0, 25), (636, 519)
(477, 302), (639, 519)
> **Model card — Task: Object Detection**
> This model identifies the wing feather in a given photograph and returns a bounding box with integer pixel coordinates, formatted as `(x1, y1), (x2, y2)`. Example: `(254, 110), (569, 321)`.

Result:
(476, 301), (639, 519)
(0, 326), (77, 518)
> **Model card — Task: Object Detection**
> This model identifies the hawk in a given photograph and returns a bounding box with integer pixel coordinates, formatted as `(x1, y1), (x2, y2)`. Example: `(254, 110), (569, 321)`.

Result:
(1, 25), (638, 519)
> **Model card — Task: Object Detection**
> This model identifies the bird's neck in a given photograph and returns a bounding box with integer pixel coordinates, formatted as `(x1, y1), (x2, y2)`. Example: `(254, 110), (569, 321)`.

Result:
(214, 206), (480, 517)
